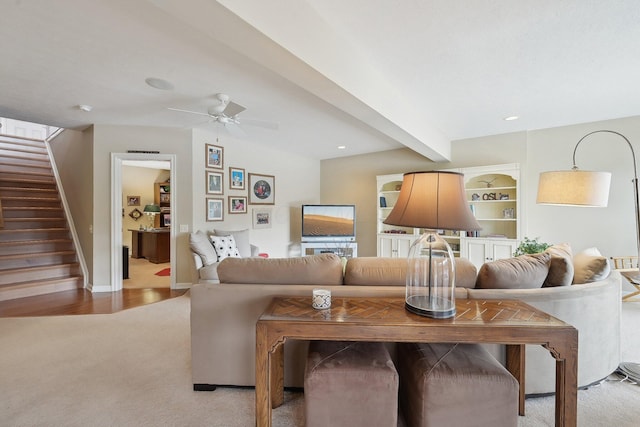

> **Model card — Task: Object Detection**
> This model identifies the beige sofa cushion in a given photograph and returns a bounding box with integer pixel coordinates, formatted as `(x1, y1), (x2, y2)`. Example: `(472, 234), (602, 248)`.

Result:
(543, 243), (574, 287)
(344, 257), (407, 286)
(476, 252), (551, 289)
(190, 230), (218, 266)
(573, 247), (611, 284)
(217, 253), (344, 285)
(344, 257), (477, 288)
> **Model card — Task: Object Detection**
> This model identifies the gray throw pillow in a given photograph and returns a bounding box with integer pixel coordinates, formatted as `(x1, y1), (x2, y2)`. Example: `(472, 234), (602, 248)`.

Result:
(189, 230), (218, 266)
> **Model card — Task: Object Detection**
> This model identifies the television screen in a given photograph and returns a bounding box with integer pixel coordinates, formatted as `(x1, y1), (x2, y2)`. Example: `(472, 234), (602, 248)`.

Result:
(302, 204), (355, 241)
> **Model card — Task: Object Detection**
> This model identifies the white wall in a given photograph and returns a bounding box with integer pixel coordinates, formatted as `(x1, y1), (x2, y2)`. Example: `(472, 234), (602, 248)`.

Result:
(525, 116), (640, 257)
(191, 128), (320, 257)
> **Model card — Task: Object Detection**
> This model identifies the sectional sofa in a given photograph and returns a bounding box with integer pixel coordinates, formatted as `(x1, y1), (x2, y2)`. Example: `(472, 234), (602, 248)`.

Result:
(189, 246), (621, 396)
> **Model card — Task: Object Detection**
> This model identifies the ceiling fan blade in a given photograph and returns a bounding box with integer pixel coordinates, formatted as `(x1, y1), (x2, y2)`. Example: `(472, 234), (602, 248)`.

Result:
(223, 101), (246, 117)
(241, 117), (279, 130)
(167, 107), (211, 117)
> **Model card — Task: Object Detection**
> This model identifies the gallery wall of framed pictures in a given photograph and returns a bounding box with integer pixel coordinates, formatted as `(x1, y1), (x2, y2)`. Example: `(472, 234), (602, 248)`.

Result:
(204, 142), (275, 225)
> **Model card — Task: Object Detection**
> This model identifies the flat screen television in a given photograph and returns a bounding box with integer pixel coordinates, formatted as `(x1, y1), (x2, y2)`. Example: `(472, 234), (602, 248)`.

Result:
(301, 204), (356, 242)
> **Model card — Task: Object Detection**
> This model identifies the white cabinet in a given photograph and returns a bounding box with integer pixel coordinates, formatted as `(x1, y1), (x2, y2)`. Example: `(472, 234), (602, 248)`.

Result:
(376, 174), (419, 257)
(378, 234), (414, 258)
(459, 163), (521, 268)
(463, 238), (518, 270)
(301, 241), (358, 258)
(376, 164), (521, 261)
(463, 164), (521, 240)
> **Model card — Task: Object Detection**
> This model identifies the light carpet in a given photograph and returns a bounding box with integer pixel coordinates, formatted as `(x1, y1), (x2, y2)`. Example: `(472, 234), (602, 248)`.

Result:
(1, 294), (639, 426)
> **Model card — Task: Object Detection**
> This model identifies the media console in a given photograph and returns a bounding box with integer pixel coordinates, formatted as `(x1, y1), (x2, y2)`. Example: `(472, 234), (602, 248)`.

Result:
(300, 241), (357, 258)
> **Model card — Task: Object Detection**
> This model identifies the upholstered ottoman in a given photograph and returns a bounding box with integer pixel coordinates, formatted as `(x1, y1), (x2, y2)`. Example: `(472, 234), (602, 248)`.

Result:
(304, 341), (399, 427)
(397, 342), (518, 427)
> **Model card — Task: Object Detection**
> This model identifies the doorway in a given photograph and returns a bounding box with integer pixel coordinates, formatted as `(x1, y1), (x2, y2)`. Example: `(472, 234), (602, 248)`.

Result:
(111, 153), (176, 292)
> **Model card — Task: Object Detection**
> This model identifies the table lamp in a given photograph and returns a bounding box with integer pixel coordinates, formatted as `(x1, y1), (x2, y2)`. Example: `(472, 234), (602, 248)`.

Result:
(536, 130), (640, 282)
(384, 171), (481, 318)
(143, 204), (161, 229)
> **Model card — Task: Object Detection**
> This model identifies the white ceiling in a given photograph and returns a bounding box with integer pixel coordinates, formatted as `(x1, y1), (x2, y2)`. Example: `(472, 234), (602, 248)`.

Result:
(1, 0), (640, 161)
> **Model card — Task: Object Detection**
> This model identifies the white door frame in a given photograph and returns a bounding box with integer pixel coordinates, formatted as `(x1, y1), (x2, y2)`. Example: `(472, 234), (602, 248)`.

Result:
(110, 152), (177, 291)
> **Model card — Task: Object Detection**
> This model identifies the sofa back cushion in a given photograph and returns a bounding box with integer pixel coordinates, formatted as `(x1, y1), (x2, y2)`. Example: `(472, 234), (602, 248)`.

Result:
(542, 243), (574, 287)
(217, 253), (344, 285)
(344, 257), (477, 288)
(476, 252), (551, 289)
(190, 230), (218, 266)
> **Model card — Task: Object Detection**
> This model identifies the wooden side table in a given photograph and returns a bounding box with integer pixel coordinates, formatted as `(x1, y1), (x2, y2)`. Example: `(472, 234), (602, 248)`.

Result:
(256, 296), (578, 427)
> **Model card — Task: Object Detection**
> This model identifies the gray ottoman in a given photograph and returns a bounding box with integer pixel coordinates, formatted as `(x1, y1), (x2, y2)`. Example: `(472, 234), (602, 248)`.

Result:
(397, 342), (518, 427)
(304, 341), (399, 427)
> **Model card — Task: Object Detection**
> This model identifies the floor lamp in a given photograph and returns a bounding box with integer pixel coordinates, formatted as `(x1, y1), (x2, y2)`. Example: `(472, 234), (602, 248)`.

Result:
(536, 129), (640, 289)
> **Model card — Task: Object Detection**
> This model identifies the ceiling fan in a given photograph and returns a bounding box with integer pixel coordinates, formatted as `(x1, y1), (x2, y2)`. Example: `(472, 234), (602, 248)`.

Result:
(168, 93), (278, 136)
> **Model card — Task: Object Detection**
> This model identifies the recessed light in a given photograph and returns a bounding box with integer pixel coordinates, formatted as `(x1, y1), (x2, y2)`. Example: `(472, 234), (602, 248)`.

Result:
(78, 104), (93, 112)
(504, 116), (519, 121)
(145, 77), (174, 91)
(337, 145), (346, 150)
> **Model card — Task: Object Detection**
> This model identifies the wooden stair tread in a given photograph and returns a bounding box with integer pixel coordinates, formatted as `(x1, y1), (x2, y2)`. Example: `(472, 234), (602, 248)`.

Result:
(0, 262), (79, 274)
(0, 250), (76, 260)
(0, 276), (83, 290)
(0, 238), (73, 246)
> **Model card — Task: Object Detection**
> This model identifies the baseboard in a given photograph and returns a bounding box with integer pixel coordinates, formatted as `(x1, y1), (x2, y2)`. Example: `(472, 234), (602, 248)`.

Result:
(193, 384), (217, 391)
(174, 282), (192, 290)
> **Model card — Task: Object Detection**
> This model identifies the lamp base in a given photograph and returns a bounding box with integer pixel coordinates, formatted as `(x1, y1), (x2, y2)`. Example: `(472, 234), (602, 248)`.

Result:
(405, 297), (456, 319)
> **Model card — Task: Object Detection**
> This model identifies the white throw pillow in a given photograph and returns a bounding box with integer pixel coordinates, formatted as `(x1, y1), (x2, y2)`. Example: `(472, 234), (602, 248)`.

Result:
(210, 235), (241, 261)
(213, 229), (251, 258)
(573, 247), (611, 284)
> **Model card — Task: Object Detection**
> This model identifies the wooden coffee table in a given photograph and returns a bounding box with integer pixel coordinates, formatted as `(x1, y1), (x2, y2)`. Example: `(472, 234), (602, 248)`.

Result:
(256, 296), (578, 427)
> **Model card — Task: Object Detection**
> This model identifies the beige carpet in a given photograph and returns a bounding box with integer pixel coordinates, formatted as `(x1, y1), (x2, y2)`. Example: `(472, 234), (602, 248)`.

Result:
(1, 294), (639, 426)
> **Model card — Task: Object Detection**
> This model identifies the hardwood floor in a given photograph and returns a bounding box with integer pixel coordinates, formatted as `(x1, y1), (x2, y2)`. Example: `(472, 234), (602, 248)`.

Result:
(0, 287), (188, 317)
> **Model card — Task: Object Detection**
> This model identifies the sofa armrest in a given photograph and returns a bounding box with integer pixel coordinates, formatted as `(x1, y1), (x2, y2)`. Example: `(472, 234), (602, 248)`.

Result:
(250, 244), (260, 257)
(191, 252), (204, 284)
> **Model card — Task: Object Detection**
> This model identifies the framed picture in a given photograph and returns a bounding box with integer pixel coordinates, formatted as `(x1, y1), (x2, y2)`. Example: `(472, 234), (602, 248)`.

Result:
(162, 213), (171, 227)
(129, 208), (142, 221)
(253, 208), (272, 229)
(206, 144), (223, 169)
(248, 173), (275, 205)
(229, 166), (245, 190)
(206, 171), (224, 195)
(206, 198), (224, 221)
(228, 196), (247, 214)
(127, 195), (140, 206)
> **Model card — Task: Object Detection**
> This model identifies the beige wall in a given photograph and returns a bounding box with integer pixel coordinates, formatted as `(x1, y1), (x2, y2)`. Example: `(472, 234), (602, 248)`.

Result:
(48, 127), (94, 283)
(190, 128), (320, 258)
(321, 117), (640, 259)
(92, 125), (193, 289)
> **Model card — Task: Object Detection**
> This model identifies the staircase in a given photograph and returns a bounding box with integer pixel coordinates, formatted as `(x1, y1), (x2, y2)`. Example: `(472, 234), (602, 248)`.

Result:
(0, 134), (83, 301)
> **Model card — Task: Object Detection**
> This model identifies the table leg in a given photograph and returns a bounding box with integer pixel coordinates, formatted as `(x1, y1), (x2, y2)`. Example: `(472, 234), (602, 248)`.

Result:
(506, 344), (525, 415)
(255, 323), (272, 427)
(547, 334), (578, 427)
(271, 345), (284, 408)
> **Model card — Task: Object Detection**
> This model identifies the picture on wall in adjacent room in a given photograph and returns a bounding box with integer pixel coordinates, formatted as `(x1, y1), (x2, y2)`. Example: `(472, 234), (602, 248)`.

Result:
(127, 195), (140, 206)
(206, 198), (224, 221)
(229, 196), (247, 214)
(253, 208), (272, 229)
(248, 173), (275, 205)
(229, 166), (245, 190)
(206, 171), (224, 195)
(206, 143), (223, 169)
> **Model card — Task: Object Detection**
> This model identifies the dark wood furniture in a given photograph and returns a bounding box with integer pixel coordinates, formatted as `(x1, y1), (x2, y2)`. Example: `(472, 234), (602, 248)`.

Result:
(129, 229), (170, 264)
(256, 296), (578, 427)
